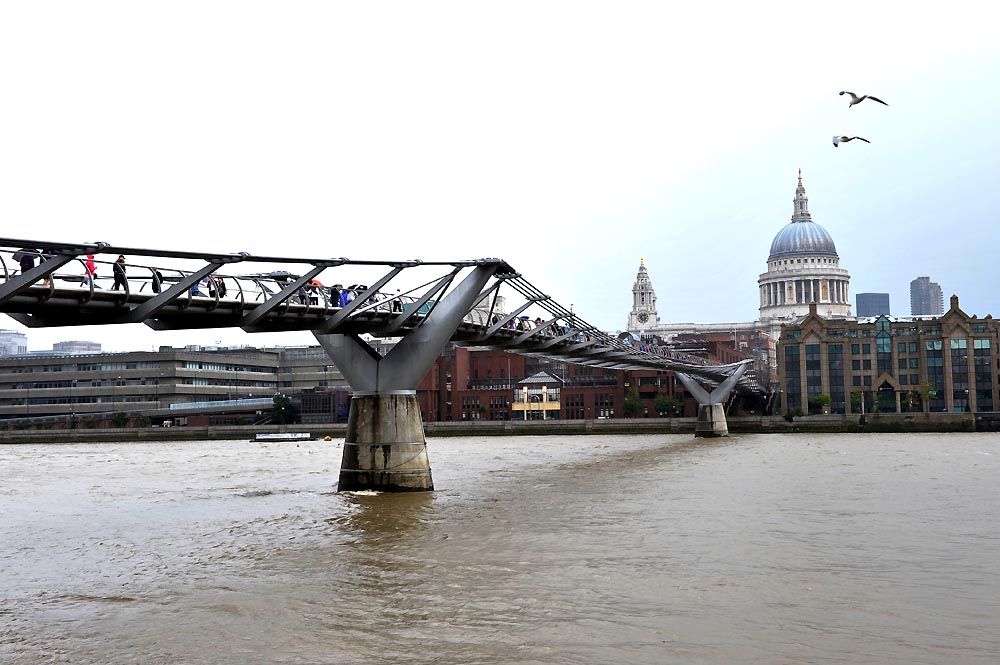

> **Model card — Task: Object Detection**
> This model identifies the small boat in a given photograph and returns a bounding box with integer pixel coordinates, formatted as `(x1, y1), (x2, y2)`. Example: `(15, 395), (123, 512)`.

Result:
(253, 432), (313, 442)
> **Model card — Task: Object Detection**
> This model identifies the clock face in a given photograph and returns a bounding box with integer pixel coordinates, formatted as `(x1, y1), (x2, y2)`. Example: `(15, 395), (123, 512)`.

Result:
(637, 312), (649, 323)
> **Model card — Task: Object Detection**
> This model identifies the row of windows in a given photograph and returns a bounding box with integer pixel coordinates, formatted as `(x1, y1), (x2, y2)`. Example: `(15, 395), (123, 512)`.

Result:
(789, 340), (993, 357)
(184, 362), (273, 372)
(9, 361), (164, 373)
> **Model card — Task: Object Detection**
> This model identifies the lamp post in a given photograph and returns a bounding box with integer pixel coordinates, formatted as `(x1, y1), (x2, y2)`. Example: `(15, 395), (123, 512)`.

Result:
(154, 372), (163, 410)
(70, 379), (77, 429)
(25, 383), (30, 419)
(114, 376), (121, 410)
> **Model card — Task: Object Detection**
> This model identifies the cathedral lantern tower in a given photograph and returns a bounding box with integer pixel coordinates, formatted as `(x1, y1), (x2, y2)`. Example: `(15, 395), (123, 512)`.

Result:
(628, 258), (659, 332)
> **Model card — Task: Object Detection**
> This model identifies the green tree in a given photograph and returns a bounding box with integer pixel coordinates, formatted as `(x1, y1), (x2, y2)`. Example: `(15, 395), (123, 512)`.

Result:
(623, 388), (642, 418)
(112, 411), (129, 428)
(654, 395), (682, 417)
(915, 382), (935, 413)
(784, 407), (805, 422)
(809, 393), (832, 414)
(272, 394), (299, 424)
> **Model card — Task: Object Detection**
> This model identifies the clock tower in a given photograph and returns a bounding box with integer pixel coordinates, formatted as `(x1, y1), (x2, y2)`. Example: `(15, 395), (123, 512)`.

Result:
(628, 258), (659, 332)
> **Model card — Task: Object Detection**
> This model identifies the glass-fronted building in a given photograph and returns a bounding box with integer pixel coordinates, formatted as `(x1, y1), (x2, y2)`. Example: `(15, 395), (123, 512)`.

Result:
(855, 292), (890, 318)
(778, 296), (999, 415)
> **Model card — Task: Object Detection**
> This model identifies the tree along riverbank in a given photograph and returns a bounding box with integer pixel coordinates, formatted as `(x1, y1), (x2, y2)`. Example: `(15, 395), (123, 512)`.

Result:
(3, 412), (999, 443)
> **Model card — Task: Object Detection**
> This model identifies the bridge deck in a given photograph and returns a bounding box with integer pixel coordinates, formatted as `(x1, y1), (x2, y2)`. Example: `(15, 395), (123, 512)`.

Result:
(0, 238), (765, 394)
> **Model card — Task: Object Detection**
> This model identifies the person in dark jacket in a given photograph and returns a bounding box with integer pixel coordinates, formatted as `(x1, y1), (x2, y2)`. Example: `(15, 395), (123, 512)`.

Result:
(112, 255), (128, 291)
(17, 249), (36, 275)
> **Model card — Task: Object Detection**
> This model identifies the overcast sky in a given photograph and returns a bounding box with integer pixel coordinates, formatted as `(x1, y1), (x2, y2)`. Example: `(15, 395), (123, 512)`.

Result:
(3, 2), (998, 351)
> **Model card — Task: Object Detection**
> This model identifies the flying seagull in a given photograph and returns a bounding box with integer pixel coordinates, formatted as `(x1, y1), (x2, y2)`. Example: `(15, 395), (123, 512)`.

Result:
(832, 135), (871, 148)
(839, 91), (888, 108)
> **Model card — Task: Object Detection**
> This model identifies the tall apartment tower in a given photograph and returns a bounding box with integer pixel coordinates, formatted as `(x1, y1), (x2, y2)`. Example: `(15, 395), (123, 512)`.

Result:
(910, 276), (943, 316)
(856, 293), (890, 318)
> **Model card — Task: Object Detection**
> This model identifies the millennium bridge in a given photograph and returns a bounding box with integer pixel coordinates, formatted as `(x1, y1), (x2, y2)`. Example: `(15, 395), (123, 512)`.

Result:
(1, 238), (765, 491)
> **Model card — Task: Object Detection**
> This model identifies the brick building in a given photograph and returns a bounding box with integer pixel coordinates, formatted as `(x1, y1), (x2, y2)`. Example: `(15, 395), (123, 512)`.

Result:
(777, 296), (1000, 415)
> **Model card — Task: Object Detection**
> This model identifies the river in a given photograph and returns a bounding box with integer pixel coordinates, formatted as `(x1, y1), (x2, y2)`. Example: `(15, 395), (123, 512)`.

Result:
(1, 433), (998, 664)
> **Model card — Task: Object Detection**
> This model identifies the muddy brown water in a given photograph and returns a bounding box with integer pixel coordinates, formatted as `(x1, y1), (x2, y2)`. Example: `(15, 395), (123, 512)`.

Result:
(2, 433), (998, 664)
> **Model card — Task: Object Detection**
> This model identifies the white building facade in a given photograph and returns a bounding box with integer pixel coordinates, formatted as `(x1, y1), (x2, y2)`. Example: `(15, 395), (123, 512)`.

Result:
(627, 259), (660, 333)
(624, 171), (853, 380)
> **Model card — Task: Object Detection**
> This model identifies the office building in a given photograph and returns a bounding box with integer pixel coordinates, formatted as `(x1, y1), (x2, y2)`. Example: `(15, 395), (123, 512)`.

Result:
(910, 276), (943, 316)
(778, 296), (998, 415)
(0, 330), (28, 356)
(856, 293), (890, 318)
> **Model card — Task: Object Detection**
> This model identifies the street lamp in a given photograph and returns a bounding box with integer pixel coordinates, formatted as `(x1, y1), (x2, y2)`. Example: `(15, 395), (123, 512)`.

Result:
(114, 375), (121, 410)
(25, 383), (30, 419)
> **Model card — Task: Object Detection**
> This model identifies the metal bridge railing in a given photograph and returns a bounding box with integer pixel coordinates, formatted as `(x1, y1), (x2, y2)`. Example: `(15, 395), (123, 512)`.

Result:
(0, 239), (765, 395)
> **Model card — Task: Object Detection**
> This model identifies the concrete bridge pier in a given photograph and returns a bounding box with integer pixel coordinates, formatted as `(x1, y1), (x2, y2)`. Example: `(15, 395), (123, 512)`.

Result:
(340, 391), (432, 491)
(314, 263), (499, 492)
(676, 362), (749, 438)
(694, 403), (730, 437)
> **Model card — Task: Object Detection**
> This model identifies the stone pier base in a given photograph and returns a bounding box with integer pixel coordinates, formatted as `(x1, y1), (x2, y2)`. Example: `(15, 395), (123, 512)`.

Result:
(694, 403), (730, 438)
(338, 392), (434, 492)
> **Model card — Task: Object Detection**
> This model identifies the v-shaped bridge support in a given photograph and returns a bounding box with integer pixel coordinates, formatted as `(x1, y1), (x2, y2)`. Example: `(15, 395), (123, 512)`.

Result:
(313, 264), (499, 491)
(675, 361), (749, 437)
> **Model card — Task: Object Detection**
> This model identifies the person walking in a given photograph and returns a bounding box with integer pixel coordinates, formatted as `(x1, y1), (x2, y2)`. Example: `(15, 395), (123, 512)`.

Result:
(16, 249), (36, 275)
(112, 255), (127, 291)
(84, 254), (97, 287)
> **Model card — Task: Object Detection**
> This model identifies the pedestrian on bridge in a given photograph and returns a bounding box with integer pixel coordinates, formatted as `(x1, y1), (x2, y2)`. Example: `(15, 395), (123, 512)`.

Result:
(112, 255), (127, 291)
(84, 255), (96, 287)
(15, 249), (36, 275)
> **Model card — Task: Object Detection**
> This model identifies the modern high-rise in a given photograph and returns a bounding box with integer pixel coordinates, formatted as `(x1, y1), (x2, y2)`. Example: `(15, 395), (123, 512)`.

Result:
(856, 293), (890, 318)
(910, 277), (943, 316)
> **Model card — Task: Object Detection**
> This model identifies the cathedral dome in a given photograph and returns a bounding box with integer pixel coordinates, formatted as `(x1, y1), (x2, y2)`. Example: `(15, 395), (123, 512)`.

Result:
(758, 171), (852, 323)
(768, 220), (838, 260)
(766, 170), (838, 260)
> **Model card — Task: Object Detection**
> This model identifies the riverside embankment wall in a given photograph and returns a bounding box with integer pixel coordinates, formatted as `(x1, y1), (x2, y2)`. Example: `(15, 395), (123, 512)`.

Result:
(3, 412), (999, 444)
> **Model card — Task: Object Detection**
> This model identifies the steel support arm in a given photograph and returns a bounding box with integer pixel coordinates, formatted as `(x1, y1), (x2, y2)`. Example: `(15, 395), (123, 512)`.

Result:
(131, 261), (231, 323)
(380, 269), (459, 334)
(315, 264), (499, 392)
(676, 361), (749, 406)
(0, 254), (76, 304)
(317, 266), (404, 332)
(239, 265), (327, 327)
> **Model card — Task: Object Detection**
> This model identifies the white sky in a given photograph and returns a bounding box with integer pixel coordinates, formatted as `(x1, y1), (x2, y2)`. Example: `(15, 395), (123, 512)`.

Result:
(3, 2), (998, 351)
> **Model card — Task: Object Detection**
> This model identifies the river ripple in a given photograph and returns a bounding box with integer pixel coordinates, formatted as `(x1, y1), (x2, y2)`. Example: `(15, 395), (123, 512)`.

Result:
(1, 433), (998, 664)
